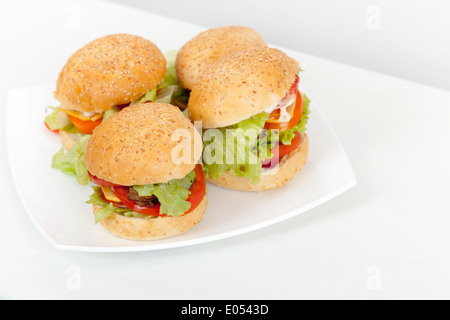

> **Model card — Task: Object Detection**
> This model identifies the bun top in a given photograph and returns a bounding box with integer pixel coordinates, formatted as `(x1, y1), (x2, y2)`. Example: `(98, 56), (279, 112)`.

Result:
(188, 47), (300, 128)
(175, 26), (266, 90)
(84, 103), (202, 186)
(55, 34), (166, 113)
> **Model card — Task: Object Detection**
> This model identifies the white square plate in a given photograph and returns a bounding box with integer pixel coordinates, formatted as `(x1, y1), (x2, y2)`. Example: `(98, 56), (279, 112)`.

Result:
(6, 81), (356, 252)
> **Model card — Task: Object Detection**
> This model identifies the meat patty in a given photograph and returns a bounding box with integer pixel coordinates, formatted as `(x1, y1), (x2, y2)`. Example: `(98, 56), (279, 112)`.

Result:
(127, 187), (159, 207)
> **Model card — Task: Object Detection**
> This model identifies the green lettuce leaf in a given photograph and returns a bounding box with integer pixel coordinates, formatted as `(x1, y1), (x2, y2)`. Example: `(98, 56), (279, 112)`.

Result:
(163, 50), (179, 86)
(131, 87), (158, 105)
(171, 87), (190, 108)
(44, 107), (70, 130)
(155, 85), (178, 104)
(103, 106), (121, 121)
(164, 50), (190, 107)
(51, 135), (90, 185)
(133, 169), (196, 217)
(279, 93), (311, 145)
(44, 107), (80, 133)
(86, 186), (147, 224)
(202, 112), (273, 183)
(202, 93), (311, 183)
(130, 50), (190, 108)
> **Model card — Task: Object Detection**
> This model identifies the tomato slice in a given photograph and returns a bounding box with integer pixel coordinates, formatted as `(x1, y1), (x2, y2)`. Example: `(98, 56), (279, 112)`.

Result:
(67, 114), (102, 135)
(185, 164), (206, 214)
(262, 132), (302, 168)
(264, 91), (303, 132)
(88, 172), (118, 187)
(276, 74), (299, 109)
(266, 75), (299, 122)
(44, 121), (60, 134)
(288, 74), (300, 97)
(278, 131), (302, 158)
(108, 164), (206, 217)
(111, 185), (163, 216)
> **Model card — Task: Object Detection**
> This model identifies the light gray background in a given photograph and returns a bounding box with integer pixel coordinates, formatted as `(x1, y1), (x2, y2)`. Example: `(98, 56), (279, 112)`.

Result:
(1, 0), (449, 300)
(108, 0), (450, 91)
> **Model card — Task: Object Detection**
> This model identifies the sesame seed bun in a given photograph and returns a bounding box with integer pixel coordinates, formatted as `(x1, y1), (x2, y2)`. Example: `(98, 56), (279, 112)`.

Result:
(84, 103), (202, 186)
(54, 34), (166, 113)
(207, 134), (308, 191)
(93, 190), (207, 241)
(175, 26), (267, 90)
(188, 47), (300, 128)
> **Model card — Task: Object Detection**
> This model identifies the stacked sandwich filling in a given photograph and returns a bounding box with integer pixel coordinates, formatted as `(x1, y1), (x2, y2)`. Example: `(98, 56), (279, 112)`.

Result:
(49, 50), (191, 187)
(81, 102), (205, 227)
(87, 164), (205, 224)
(202, 74), (310, 183)
(45, 50), (188, 138)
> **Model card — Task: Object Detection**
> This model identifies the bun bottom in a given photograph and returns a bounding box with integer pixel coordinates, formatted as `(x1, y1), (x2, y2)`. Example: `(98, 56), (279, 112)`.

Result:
(207, 133), (308, 191)
(93, 192), (208, 241)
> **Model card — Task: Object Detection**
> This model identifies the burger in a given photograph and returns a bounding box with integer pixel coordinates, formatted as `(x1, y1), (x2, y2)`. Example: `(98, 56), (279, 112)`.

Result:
(44, 33), (167, 151)
(173, 26), (267, 108)
(83, 102), (207, 241)
(188, 46), (310, 191)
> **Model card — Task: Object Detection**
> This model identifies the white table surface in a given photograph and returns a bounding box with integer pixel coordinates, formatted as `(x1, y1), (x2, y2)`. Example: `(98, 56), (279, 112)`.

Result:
(1, 0), (449, 300)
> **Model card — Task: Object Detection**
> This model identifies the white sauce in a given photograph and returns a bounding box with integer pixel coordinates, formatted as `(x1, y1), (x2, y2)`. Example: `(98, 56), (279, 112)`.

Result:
(264, 92), (297, 122)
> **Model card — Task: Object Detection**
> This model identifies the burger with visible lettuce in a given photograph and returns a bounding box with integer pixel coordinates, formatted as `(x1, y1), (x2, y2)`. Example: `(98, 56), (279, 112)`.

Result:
(47, 34), (189, 185)
(44, 33), (167, 150)
(83, 102), (207, 241)
(188, 46), (310, 191)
